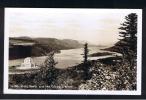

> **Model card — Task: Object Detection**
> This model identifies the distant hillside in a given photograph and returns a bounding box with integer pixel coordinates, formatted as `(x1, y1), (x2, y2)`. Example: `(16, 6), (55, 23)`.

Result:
(9, 37), (85, 58)
(33, 38), (83, 50)
(103, 41), (124, 54)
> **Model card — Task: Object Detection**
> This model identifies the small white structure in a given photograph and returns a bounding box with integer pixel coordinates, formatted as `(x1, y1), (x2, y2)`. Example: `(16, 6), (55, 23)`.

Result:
(17, 57), (36, 70)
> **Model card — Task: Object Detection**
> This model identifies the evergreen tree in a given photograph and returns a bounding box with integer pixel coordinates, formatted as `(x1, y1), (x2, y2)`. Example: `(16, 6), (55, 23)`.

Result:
(35, 51), (57, 88)
(44, 52), (57, 85)
(83, 43), (88, 64)
(83, 43), (89, 80)
(118, 13), (137, 54)
(117, 13), (137, 66)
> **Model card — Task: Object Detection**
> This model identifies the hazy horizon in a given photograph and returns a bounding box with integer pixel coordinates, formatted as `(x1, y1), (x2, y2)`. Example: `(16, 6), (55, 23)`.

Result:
(6, 8), (140, 45)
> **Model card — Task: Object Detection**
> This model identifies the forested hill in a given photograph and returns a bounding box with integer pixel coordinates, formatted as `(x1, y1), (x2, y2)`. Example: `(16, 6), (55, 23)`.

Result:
(34, 38), (84, 49)
(10, 36), (84, 49)
(9, 37), (85, 58)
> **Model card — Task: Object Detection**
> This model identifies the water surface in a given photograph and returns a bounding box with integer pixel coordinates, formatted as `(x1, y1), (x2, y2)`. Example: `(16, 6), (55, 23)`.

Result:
(9, 47), (116, 69)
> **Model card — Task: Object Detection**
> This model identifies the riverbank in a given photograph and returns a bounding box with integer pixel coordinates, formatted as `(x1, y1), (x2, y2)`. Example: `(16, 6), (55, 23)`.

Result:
(88, 52), (114, 57)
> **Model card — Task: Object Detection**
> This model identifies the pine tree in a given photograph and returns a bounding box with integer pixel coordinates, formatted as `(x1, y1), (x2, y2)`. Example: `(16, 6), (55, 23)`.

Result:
(118, 13), (137, 54)
(83, 43), (89, 80)
(83, 43), (88, 64)
(44, 52), (57, 85)
(35, 51), (57, 88)
(117, 13), (137, 66)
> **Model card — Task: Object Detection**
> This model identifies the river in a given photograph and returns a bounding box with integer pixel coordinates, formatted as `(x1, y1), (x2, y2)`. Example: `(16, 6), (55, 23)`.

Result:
(9, 46), (117, 70)
(54, 47), (115, 69)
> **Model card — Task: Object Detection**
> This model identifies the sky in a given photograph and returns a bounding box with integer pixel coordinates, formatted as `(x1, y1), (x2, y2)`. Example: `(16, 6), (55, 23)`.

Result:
(5, 8), (141, 45)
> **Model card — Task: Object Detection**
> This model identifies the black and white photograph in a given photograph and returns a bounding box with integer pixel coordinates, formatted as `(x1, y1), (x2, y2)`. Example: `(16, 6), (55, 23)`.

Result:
(4, 8), (142, 95)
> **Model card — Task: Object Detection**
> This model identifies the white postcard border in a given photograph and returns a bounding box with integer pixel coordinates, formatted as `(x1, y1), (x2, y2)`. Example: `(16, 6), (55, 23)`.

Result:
(4, 8), (142, 95)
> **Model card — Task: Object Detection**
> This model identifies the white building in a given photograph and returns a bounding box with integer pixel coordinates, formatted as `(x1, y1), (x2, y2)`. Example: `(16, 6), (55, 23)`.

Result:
(17, 57), (36, 69)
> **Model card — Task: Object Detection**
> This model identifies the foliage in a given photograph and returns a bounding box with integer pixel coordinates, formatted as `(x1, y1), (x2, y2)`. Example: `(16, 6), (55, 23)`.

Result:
(79, 59), (136, 90)
(9, 56), (136, 90)
(117, 13), (137, 56)
(34, 52), (58, 88)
